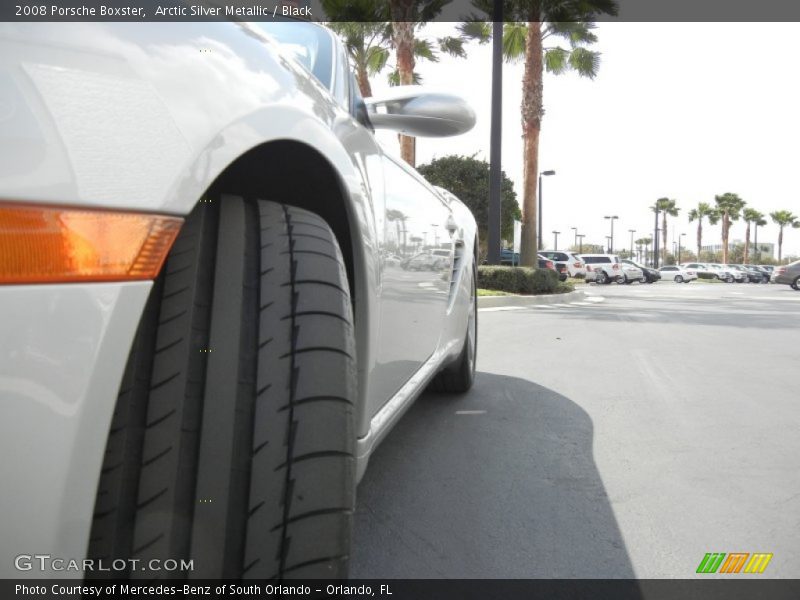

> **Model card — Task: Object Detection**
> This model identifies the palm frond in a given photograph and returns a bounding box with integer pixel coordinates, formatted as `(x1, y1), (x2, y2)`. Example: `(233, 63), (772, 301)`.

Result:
(438, 36), (467, 58)
(568, 47), (601, 79)
(545, 21), (598, 47)
(544, 0), (619, 21)
(414, 38), (438, 62)
(503, 22), (528, 63)
(458, 19), (491, 44)
(388, 68), (423, 86)
(320, 0), (390, 22)
(544, 47), (569, 74)
(366, 46), (390, 74)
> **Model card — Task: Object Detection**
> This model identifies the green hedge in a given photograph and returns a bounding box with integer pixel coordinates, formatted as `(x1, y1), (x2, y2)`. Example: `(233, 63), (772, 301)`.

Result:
(478, 266), (565, 294)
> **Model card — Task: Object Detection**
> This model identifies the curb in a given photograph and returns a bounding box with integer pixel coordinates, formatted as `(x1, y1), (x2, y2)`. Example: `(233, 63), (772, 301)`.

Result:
(478, 289), (592, 308)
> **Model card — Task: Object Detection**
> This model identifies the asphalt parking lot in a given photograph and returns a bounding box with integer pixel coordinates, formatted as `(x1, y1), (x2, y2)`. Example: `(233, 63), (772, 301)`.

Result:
(351, 281), (800, 578)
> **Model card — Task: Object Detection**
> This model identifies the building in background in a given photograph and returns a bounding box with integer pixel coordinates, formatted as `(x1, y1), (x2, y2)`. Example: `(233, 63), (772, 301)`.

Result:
(701, 240), (775, 260)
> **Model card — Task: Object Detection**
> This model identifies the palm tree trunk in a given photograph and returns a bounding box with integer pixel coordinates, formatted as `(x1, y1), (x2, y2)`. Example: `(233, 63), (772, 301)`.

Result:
(743, 222), (751, 264)
(661, 212), (668, 264)
(390, 15), (416, 166)
(519, 22), (544, 267)
(722, 214), (729, 264)
(778, 226), (784, 261)
(357, 64), (372, 98)
(696, 221), (702, 260)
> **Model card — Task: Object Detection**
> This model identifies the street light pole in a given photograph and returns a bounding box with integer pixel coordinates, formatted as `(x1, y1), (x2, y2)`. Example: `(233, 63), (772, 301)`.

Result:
(653, 209), (660, 268)
(606, 236), (612, 253)
(678, 232), (686, 263)
(538, 170), (556, 250)
(552, 230), (560, 250)
(576, 234), (585, 254)
(571, 226), (578, 248)
(486, 1), (503, 265)
(604, 215), (618, 253)
(628, 229), (636, 259)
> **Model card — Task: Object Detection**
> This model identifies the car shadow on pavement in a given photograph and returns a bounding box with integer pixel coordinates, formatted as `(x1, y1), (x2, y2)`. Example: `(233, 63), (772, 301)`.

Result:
(351, 372), (639, 581)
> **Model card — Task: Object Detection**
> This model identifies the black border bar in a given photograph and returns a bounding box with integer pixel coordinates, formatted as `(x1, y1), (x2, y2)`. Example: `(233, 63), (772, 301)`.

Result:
(4, 579), (800, 600)
(5, 0), (800, 22)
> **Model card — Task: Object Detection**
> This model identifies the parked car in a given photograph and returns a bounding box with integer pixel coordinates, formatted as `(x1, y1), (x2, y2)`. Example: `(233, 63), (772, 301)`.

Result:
(499, 248), (520, 265)
(555, 262), (570, 281)
(710, 263), (746, 282)
(532, 254), (568, 280)
(751, 265), (772, 282)
(402, 251), (450, 271)
(581, 254), (623, 284)
(493, 250), (563, 280)
(620, 262), (646, 284)
(539, 254), (569, 281)
(540, 250), (586, 278)
(621, 259), (661, 283)
(730, 264), (765, 283)
(721, 264), (751, 282)
(658, 265), (698, 282)
(0, 21), (478, 579)
(683, 262), (734, 282)
(772, 260), (800, 290)
(682, 262), (716, 279)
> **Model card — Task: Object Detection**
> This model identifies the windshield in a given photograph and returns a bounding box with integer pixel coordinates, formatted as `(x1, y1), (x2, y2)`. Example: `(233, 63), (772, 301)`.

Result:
(254, 21), (333, 89)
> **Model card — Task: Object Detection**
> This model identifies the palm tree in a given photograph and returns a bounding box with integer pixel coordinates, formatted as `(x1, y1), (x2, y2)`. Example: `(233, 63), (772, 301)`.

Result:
(714, 193), (746, 264)
(652, 198), (679, 265)
(687, 202), (719, 261)
(387, 1), (468, 166)
(329, 21), (468, 99)
(327, 22), (392, 98)
(461, 0), (618, 266)
(386, 208), (409, 254)
(325, 1), (467, 165)
(741, 208), (764, 264)
(769, 210), (800, 262)
(635, 236), (651, 264)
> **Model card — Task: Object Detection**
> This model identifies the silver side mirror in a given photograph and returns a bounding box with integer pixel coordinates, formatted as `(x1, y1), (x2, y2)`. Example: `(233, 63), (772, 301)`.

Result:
(364, 86), (476, 137)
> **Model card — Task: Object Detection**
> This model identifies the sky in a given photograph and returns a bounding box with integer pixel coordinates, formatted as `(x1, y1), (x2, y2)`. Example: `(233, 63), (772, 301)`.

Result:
(371, 22), (800, 259)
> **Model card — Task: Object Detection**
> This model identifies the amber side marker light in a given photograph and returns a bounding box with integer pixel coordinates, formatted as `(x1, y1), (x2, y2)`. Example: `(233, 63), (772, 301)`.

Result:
(0, 203), (183, 284)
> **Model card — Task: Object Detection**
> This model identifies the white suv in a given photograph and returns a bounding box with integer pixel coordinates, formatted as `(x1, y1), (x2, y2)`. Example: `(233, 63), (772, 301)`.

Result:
(581, 254), (624, 284)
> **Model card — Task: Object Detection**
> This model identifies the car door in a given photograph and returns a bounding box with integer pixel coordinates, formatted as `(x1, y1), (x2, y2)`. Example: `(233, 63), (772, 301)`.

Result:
(370, 155), (454, 408)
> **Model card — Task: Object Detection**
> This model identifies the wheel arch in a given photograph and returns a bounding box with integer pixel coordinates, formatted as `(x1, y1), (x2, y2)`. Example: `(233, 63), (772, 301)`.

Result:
(198, 139), (374, 423)
(206, 140), (357, 300)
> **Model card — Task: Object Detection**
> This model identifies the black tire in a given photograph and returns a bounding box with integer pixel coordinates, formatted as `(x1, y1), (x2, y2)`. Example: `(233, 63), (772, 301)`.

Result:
(675, 275), (684, 283)
(792, 276), (800, 290)
(595, 271), (607, 285)
(88, 197), (356, 580)
(431, 263), (477, 393)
